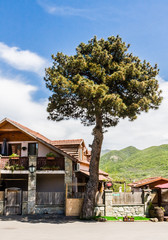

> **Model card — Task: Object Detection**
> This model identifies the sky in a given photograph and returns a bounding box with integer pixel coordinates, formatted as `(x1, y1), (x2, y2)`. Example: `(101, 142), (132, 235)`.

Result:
(0, 0), (168, 150)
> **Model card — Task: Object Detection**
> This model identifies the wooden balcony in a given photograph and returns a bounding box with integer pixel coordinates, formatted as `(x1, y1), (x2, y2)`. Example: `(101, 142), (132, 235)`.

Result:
(0, 156), (29, 170)
(0, 156), (65, 171)
(37, 157), (65, 171)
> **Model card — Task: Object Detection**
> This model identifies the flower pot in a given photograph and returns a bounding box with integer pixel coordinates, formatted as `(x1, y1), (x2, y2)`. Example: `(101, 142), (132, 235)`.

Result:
(46, 157), (55, 160)
(123, 217), (128, 222)
(129, 217), (134, 222)
(106, 182), (112, 189)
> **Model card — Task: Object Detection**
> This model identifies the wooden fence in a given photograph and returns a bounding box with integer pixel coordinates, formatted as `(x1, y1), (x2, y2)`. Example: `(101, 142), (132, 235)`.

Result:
(111, 192), (143, 204)
(36, 192), (64, 205)
(0, 191), (4, 201)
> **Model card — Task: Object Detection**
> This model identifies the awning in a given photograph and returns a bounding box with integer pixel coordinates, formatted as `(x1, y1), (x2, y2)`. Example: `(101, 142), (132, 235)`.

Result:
(79, 170), (111, 181)
(155, 183), (168, 189)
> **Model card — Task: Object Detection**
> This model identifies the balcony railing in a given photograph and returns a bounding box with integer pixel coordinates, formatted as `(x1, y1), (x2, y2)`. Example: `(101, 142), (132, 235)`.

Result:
(37, 157), (65, 171)
(0, 156), (29, 170)
(0, 156), (65, 171)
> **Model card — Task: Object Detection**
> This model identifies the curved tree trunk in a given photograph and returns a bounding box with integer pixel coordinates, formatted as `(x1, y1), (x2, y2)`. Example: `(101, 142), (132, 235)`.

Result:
(82, 115), (103, 219)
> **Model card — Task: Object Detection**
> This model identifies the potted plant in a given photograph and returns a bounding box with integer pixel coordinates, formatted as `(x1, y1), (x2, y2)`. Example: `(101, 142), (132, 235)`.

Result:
(14, 164), (25, 170)
(123, 216), (134, 222)
(4, 163), (25, 171)
(4, 163), (11, 170)
(9, 153), (20, 165)
(46, 152), (56, 160)
(40, 165), (60, 170)
(9, 153), (19, 159)
(123, 216), (128, 222)
(106, 181), (112, 189)
(148, 202), (155, 217)
(129, 216), (134, 222)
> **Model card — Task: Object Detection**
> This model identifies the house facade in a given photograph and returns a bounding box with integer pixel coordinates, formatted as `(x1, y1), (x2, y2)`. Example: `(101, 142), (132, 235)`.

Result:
(0, 118), (109, 215)
(128, 177), (168, 216)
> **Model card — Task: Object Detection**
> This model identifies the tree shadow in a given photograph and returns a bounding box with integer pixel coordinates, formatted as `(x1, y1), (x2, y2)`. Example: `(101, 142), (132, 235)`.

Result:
(0, 214), (95, 224)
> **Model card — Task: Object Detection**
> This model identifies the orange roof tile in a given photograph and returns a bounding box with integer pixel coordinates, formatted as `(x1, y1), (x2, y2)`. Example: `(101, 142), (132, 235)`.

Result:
(8, 118), (51, 144)
(79, 170), (111, 181)
(0, 118), (77, 162)
(128, 176), (168, 188)
(52, 139), (83, 145)
(0, 118), (110, 179)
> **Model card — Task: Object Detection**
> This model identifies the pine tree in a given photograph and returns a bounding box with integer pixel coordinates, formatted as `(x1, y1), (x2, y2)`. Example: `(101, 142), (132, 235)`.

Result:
(44, 36), (162, 218)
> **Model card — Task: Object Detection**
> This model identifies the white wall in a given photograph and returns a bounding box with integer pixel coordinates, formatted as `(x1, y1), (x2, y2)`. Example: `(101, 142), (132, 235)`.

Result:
(38, 143), (60, 157)
(0, 141), (61, 157)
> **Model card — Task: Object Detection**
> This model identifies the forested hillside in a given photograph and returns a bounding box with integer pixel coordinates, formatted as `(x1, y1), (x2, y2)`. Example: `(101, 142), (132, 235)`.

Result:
(100, 145), (168, 182)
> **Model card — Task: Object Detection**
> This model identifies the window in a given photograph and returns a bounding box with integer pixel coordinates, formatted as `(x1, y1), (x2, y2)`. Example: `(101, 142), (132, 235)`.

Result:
(8, 144), (21, 156)
(28, 143), (38, 156)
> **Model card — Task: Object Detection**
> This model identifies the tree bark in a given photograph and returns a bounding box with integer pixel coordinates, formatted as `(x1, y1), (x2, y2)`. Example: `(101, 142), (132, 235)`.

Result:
(82, 115), (103, 219)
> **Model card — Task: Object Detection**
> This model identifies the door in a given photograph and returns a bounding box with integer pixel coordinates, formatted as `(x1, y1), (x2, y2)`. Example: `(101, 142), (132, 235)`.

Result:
(4, 188), (22, 215)
(8, 143), (21, 156)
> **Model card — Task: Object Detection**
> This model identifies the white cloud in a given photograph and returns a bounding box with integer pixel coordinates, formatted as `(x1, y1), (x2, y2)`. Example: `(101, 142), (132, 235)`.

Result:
(0, 42), (48, 76)
(0, 72), (93, 144)
(104, 76), (168, 150)
(37, 0), (95, 19)
(0, 71), (168, 151)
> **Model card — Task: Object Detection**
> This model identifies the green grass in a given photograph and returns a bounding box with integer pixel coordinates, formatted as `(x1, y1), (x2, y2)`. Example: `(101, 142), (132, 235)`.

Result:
(96, 216), (150, 221)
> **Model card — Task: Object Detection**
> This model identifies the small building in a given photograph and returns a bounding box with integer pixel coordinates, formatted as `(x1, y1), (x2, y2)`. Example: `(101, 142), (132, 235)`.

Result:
(0, 118), (110, 215)
(128, 177), (168, 215)
(128, 177), (168, 192)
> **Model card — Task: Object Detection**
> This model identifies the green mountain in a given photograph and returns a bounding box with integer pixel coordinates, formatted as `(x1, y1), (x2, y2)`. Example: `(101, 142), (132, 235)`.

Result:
(101, 149), (111, 156)
(100, 145), (168, 182)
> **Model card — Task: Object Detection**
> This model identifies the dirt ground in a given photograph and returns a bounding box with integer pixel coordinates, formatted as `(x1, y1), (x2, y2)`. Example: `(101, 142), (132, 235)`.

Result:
(0, 215), (168, 240)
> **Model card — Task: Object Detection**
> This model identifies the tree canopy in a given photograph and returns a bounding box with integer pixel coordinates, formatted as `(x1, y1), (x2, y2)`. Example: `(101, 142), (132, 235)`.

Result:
(45, 35), (162, 129)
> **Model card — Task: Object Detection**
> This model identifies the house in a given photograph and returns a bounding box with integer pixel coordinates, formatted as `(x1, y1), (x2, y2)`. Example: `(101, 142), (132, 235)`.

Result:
(0, 118), (110, 215)
(128, 177), (168, 192)
(128, 177), (168, 215)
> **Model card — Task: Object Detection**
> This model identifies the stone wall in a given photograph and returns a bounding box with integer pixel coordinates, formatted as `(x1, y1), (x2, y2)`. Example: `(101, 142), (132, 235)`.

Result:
(64, 157), (73, 185)
(110, 204), (144, 217)
(95, 190), (145, 217)
(0, 201), (3, 215)
(22, 201), (28, 215)
(35, 205), (64, 214)
(28, 156), (37, 214)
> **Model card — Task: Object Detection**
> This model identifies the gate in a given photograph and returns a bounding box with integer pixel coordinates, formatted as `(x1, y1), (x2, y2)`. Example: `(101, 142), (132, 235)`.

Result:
(65, 183), (85, 216)
(4, 188), (22, 215)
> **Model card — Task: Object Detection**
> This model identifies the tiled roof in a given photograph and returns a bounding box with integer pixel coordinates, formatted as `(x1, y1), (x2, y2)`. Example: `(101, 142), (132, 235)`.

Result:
(155, 183), (168, 189)
(0, 118), (110, 179)
(8, 119), (51, 144)
(51, 139), (83, 145)
(0, 118), (77, 162)
(128, 176), (168, 188)
(79, 170), (111, 181)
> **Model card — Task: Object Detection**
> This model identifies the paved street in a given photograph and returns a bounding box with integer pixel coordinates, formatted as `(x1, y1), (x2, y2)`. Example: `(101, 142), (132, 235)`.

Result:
(0, 216), (168, 240)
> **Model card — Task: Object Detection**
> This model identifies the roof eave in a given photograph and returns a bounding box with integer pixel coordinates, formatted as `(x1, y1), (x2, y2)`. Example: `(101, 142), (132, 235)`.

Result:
(2, 118), (77, 162)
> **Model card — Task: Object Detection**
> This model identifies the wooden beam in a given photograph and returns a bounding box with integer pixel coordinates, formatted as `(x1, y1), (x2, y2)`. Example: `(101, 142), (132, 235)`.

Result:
(0, 179), (27, 181)
(0, 129), (20, 132)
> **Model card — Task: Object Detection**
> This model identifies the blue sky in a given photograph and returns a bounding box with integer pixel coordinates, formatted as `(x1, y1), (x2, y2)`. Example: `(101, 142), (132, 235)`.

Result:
(0, 0), (168, 150)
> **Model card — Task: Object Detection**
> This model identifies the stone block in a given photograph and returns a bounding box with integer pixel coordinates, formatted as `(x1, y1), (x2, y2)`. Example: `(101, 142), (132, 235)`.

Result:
(28, 202), (36, 214)
(22, 202), (28, 215)
(118, 207), (124, 212)
(0, 201), (4, 215)
(35, 206), (64, 215)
